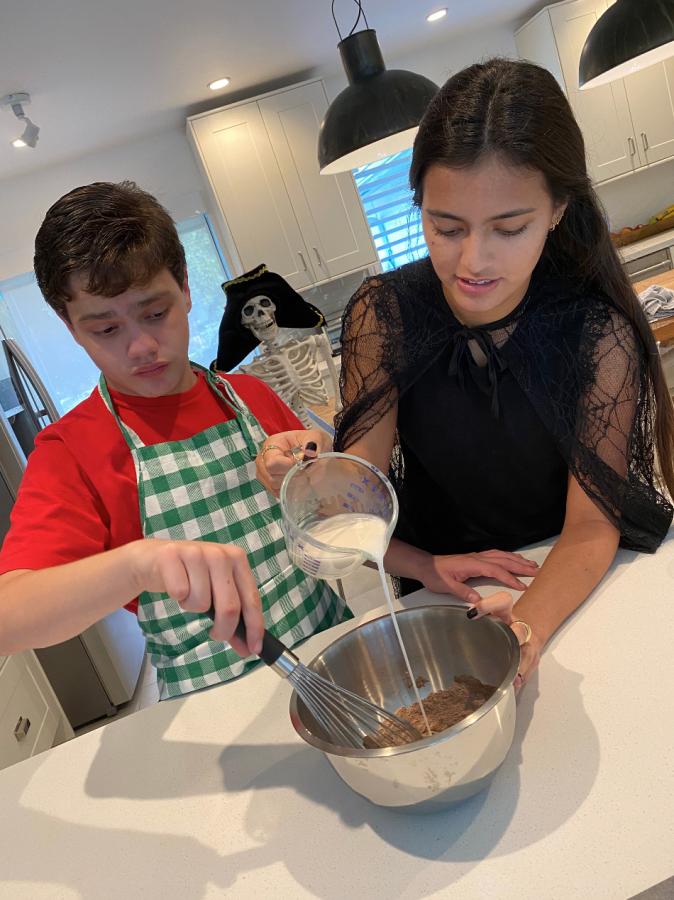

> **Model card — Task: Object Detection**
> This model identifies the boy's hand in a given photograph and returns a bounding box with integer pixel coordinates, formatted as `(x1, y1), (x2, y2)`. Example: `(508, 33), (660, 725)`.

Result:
(128, 539), (263, 657)
(256, 429), (332, 496)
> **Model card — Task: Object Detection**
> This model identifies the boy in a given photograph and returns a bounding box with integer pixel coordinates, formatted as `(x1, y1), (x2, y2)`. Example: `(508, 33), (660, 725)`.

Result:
(0, 181), (346, 698)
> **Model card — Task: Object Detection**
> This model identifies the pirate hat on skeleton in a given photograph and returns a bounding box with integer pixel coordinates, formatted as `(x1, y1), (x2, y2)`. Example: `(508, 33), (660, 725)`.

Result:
(211, 264), (325, 372)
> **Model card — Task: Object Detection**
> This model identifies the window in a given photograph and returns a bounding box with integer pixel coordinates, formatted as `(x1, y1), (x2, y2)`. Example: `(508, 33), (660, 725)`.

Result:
(353, 148), (428, 271)
(0, 214), (232, 414)
(176, 215), (231, 370)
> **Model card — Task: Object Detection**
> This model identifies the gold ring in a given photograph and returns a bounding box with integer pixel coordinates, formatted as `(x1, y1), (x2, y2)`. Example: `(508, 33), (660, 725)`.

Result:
(259, 444), (282, 462)
(511, 620), (532, 644)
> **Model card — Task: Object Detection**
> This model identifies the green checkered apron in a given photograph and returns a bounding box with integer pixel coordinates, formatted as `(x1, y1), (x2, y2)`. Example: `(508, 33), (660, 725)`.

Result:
(99, 366), (350, 699)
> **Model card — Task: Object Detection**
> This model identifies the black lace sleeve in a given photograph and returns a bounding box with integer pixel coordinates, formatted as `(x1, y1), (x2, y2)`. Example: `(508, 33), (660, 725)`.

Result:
(566, 308), (670, 550)
(503, 296), (672, 552)
(334, 276), (404, 452)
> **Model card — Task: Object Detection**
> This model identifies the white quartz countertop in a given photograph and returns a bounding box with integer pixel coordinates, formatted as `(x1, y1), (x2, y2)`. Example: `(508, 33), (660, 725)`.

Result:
(618, 227), (674, 262)
(1, 535), (673, 900)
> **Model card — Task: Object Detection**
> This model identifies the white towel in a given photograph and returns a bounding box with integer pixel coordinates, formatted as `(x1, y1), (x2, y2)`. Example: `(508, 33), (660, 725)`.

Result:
(638, 284), (674, 321)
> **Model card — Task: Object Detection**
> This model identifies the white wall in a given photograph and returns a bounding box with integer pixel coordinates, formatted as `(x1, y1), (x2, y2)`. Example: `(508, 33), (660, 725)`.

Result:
(0, 129), (209, 283)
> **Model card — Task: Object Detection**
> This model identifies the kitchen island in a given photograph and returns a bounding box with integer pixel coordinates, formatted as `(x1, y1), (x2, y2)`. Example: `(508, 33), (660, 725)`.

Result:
(0, 534), (673, 900)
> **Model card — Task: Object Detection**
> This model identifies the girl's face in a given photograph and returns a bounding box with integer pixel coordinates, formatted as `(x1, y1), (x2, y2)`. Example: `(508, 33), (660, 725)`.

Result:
(421, 157), (566, 326)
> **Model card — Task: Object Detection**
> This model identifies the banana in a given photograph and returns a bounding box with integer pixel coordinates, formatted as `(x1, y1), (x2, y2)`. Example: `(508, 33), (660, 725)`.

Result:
(648, 203), (674, 224)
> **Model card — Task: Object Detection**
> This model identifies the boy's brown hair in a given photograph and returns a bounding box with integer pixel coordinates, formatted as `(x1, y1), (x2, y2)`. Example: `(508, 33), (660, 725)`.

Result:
(34, 181), (186, 320)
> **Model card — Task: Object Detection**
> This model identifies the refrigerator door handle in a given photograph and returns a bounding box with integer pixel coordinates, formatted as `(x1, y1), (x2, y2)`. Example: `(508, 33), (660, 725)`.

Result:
(3, 338), (60, 427)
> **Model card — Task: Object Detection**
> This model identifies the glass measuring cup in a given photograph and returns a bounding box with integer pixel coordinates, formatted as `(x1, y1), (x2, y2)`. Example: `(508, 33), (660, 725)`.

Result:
(280, 452), (399, 579)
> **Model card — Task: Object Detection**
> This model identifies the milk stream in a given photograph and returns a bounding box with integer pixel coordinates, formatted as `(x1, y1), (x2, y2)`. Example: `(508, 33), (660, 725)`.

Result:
(307, 514), (432, 737)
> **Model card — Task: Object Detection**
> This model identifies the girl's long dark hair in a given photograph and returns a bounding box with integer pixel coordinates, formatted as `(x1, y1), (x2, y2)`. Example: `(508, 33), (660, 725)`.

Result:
(409, 58), (674, 497)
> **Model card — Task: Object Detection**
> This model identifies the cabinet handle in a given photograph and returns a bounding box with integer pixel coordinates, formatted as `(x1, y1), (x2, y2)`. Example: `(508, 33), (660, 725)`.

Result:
(642, 132), (649, 151)
(14, 717), (31, 742)
(628, 137), (636, 156)
(313, 247), (322, 267)
(630, 261), (672, 278)
(298, 251), (308, 272)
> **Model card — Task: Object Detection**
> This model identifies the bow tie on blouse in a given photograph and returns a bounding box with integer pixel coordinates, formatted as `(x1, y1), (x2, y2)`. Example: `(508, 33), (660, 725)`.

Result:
(447, 326), (507, 418)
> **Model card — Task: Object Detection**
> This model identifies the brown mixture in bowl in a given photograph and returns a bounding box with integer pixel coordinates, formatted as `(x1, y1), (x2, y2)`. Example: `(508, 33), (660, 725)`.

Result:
(364, 674), (497, 749)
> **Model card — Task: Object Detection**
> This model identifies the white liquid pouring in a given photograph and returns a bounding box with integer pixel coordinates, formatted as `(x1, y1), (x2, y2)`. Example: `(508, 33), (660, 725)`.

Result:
(307, 514), (432, 737)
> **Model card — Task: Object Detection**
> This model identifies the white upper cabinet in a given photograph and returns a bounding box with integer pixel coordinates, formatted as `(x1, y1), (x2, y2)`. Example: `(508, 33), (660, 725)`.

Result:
(189, 101), (316, 290)
(516, 0), (640, 183)
(516, 0), (674, 183)
(258, 82), (377, 280)
(188, 80), (377, 287)
(623, 58), (674, 165)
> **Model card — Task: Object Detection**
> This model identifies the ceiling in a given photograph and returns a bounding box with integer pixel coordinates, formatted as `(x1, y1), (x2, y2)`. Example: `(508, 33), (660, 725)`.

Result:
(0, 0), (547, 183)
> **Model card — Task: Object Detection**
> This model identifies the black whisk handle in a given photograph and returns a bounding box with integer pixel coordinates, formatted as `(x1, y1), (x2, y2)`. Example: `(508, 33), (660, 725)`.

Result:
(205, 604), (286, 667)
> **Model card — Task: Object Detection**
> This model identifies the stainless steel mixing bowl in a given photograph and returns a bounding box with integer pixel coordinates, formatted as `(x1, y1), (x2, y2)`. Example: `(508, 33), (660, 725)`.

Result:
(289, 605), (520, 812)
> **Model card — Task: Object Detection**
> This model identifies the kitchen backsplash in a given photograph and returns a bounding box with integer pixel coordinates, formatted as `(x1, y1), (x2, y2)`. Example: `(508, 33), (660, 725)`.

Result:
(597, 157), (674, 232)
(300, 264), (381, 354)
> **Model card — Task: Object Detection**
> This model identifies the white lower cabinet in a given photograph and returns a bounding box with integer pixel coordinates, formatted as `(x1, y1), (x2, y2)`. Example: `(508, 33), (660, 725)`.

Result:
(0, 650), (73, 770)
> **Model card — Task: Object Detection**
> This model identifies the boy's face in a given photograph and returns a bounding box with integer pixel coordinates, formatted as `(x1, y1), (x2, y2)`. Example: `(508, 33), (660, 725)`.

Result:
(62, 268), (196, 397)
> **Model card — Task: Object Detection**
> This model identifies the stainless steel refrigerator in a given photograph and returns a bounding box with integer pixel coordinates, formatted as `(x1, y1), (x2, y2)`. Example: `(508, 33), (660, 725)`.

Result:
(0, 339), (146, 728)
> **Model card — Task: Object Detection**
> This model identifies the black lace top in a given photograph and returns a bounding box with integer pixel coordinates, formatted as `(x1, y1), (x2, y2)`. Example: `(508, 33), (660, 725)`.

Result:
(334, 256), (673, 554)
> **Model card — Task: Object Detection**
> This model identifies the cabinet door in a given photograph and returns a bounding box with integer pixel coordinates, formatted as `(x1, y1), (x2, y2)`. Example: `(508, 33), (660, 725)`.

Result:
(0, 653), (57, 770)
(258, 82), (377, 280)
(190, 102), (316, 289)
(624, 60), (674, 165)
(550, 0), (642, 181)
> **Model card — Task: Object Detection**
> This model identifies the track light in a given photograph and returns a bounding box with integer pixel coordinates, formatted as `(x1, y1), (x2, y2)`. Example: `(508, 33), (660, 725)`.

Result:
(1, 93), (40, 149)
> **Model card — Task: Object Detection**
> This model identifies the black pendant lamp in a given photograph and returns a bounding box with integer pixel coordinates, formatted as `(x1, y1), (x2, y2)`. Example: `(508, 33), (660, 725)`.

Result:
(579, 0), (674, 90)
(318, 0), (438, 174)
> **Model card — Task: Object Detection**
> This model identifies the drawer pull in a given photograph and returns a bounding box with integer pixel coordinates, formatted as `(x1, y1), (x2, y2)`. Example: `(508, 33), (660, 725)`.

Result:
(298, 250), (308, 272)
(642, 132), (649, 151)
(14, 716), (31, 742)
(628, 137), (636, 156)
(632, 261), (672, 278)
(313, 247), (322, 267)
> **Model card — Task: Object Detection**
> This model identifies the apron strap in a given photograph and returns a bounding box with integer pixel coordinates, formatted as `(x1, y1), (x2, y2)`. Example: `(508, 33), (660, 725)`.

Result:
(98, 375), (145, 452)
(206, 367), (266, 458)
(98, 365), (266, 457)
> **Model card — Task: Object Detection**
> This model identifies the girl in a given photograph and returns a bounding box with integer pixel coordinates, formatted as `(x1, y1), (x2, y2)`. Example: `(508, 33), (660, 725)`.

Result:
(259, 59), (674, 690)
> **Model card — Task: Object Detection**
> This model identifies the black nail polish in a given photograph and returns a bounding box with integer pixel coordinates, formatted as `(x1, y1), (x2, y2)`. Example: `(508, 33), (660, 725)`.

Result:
(305, 441), (317, 452)
(467, 607), (478, 619)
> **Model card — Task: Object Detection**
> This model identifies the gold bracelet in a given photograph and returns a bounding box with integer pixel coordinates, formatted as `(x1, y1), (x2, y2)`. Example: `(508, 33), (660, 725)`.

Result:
(511, 620), (532, 644)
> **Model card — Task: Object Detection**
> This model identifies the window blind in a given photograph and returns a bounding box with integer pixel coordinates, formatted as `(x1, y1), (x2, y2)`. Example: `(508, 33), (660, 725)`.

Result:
(353, 148), (428, 272)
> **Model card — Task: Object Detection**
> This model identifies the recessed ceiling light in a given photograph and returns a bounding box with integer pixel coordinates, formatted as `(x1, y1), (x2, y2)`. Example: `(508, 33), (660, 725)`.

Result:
(208, 78), (231, 90)
(12, 138), (27, 148)
(426, 8), (447, 22)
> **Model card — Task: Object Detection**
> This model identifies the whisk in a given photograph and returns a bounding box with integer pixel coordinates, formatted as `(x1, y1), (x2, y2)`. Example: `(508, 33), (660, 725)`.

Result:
(207, 607), (423, 749)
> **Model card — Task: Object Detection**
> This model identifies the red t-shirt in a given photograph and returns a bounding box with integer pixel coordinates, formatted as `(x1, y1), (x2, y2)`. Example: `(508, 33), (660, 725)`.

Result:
(0, 371), (303, 613)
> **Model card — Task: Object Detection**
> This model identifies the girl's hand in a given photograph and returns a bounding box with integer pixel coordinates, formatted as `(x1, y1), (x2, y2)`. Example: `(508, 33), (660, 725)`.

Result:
(255, 429), (332, 496)
(466, 590), (542, 693)
(415, 550), (539, 601)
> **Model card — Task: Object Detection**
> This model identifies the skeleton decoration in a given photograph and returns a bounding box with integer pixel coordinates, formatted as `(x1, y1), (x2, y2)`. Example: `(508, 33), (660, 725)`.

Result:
(239, 294), (341, 428)
(212, 264), (341, 429)
(240, 295), (279, 343)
